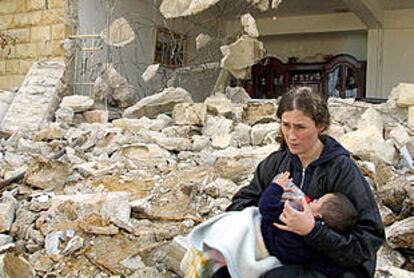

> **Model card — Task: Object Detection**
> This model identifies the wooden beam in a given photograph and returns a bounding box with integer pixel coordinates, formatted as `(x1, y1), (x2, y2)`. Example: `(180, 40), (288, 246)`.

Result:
(343, 0), (384, 28)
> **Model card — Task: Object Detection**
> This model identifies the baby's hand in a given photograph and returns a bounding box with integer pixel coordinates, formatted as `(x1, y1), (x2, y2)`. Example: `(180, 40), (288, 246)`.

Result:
(274, 171), (291, 189)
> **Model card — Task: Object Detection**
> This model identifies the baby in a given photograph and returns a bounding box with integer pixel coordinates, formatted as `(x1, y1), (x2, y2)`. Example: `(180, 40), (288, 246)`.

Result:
(258, 171), (358, 277)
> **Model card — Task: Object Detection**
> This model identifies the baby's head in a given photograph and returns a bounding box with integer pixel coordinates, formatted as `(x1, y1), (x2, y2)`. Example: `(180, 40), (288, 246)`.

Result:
(309, 193), (357, 233)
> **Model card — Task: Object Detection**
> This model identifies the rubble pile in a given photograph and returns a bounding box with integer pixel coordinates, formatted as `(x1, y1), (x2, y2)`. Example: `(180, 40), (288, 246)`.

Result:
(0, 84), (413, 277)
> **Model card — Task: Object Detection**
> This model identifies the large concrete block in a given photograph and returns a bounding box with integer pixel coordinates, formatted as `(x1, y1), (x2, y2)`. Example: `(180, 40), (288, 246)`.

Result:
(0, 198), (16, 233)
(395, 83), (414, 107)
(408, 106), (414, 128)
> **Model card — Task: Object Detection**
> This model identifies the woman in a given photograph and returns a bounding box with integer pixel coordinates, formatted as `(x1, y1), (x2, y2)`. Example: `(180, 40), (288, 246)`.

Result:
(224, 87), (385, 277)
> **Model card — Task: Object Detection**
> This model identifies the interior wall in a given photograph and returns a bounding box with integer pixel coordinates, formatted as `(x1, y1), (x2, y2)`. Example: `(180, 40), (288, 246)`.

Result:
(77, 0), (224, 101)
(366, 9), (414, 98)
(78, 0), (163, 98)
(260, 31), (367, 62)
(381, 29), (414, 97)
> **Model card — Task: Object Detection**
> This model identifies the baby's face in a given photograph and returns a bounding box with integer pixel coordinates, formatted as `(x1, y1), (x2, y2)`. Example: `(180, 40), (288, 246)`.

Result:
(308, 194), (335, 218)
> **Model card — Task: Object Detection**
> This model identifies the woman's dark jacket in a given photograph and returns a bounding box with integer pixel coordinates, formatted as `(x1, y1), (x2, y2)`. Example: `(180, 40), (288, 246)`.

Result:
(227, 135), (385, 278)
(259, 182), (347, 277)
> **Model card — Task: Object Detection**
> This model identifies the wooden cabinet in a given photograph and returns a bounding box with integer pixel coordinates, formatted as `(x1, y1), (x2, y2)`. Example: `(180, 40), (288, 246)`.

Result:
(248, 54), (366, 99)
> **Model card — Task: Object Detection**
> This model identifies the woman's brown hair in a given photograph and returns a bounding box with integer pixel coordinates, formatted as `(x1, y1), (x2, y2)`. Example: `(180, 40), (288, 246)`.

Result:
(276, 87), (331, 149)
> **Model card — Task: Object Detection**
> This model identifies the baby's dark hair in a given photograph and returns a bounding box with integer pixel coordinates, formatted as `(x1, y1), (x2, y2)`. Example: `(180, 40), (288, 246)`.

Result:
(320, 193), (358, 234)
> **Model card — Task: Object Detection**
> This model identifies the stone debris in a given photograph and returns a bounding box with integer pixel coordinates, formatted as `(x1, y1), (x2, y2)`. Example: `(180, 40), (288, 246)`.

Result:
(142, 64), (160, 83)
(94, 65), (137, 108)
(160, 0), (222, 18)
(123, 87), (193, 119)
(196, 33), (212, 50)
(0, 83), (413, 276)
(241, 13), (259, 38)
(1, 60), (65, 132)
(0, 90), (15, 123)
(60, 95), (94, 113)
(272, 0), (283, 9)
(225, 86), (251, 104)
(0, 197), (16, 232)
(100, 17), (136, 47)
(220, 35), (265, 79)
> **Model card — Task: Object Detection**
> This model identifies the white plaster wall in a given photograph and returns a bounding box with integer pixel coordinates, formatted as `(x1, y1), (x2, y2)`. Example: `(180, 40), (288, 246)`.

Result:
(381, 29), (414, 98)
(366, 9), (414, 98)
(261, 31), (367, 62)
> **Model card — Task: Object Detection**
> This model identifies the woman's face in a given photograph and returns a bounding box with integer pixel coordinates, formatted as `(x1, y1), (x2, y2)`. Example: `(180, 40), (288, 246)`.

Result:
(281, 110), (323, 157)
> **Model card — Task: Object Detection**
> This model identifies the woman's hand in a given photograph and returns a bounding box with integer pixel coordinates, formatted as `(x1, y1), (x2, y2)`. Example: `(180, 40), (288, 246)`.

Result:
(274, 198), (315, 236)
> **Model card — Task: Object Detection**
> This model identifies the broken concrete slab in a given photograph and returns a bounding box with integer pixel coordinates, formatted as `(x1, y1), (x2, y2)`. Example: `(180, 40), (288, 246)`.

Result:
(202, 116), (233, 137)
(163, 236), (190, 275)
(231, 123), (252, 147)
(173, 103), (207, 126)
(118, 143), (173, 167)
(32, 125), (65, 142)
(123, 87), (193, 119)
(247, 0), (270, 11)
(386, 216), (414, 249)
(0, 235), (13, 248)
(242, 100), (277, 126)
(0, 197), (16, 233)
(395, 83), (414, 108)
(50, 191), (131, 225)
(3, 252), (35, 278)
(377, 244), (407, 269)
(55, 106), (74, 126)
(339, 126), (396, 164)
(160, 0), (221, 18)
(24, 155), (71, 190)
(83, 110), (108, 124)
(357, 107), (383, 133)
(376, 266), (414, 278)
(251, 122), (279, 145)
(196, 33), (211, 50)
(409, 106), (414, 128)
(0, 90), (15, 123)
(60, 95), (94, 113)
(204, 93), (234, 117)
(100, 17), (135, 47)
(140, 130), (193, 152)
(1, 60), (65, 132)
(220, 35), (265, 79)
(225, 86), (251, 104)
(94, 65), (137, 108)
(241, 13), (259, 38)
(142, 64), (160, 83)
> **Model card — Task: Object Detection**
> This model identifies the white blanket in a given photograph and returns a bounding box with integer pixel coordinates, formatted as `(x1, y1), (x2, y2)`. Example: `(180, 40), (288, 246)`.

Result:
(189, 207), (282, 278)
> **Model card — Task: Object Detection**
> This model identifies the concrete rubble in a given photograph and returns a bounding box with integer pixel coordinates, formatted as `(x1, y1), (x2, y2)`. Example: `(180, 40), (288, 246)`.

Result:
(195, 33), (212, 50)
(220, 35), (265, 79)
(0, 62), (414, 278)
(100, 17), (136, 47)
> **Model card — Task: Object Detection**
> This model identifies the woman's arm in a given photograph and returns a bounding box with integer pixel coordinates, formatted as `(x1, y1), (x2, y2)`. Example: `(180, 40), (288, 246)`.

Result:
(277, 158), (385, 267)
